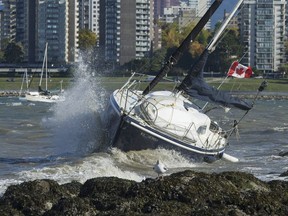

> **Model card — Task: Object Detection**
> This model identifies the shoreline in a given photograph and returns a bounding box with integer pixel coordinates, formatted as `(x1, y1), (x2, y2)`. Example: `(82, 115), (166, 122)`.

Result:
(2, 90), (288, 100)
(0, 170), (287, 215)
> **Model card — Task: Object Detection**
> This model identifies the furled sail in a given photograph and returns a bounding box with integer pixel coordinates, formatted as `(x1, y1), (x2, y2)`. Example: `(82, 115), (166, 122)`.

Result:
(177, 49), (253, 110)
(177, 0), (252, 111)
(142, 0), (223, 96)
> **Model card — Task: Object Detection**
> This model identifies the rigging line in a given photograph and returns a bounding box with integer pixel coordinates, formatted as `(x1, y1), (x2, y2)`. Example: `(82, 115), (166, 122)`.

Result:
(196, 2), (210, 18)
(201, 0), (245, 110)
(179, 3), (210, 33)
(207, 0), (244, 52)
(143, 0), (223, 96)
(28, 67), (40, 89)
(238, 50), (248, 63)
(141, 3), (212, 77)
(227, 80), (267, 138)
(201, 75), (229, 110)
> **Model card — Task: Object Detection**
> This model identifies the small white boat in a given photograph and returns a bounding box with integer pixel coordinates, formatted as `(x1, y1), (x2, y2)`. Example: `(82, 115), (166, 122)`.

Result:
(25, 91), (64, 103)
(24, 43), (65, 103)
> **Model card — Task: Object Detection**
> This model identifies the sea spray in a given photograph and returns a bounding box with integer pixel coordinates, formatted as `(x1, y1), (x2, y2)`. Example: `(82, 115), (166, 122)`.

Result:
(46, 58), (107, 156)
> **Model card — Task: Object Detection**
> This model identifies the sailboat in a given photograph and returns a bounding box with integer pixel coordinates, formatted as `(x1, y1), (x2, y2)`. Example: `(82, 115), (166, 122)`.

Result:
(19, 69), (29, 100)
(103, 0), (265, 162)
(25, 43), (65, 103)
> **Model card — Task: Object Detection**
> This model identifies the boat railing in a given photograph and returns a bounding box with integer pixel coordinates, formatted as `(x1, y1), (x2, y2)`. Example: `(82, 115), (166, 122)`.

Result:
(118, 73), (160, 114)
(119, 85), (145, 115)
(182, 122), (195, 139)
(139, 102), (202, 143)
(139, 100), (158, 123)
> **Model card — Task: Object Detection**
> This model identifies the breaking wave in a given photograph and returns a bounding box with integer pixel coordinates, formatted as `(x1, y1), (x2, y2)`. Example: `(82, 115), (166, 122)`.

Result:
(46, 57), (108, 156)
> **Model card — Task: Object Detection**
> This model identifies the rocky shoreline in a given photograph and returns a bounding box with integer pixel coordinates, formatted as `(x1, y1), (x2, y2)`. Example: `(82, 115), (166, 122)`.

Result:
(0, 170), (288, 215)
(0, 91), (19, 97)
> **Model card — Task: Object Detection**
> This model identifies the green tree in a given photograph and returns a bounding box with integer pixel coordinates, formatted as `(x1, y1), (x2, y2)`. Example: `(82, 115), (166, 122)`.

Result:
(150, 48), (166, 73)
(162, 22), (181, 48)
(162, 21), (211, 71)
(78, 29), (97, 51)
(0, 39), (9, 62)
(206, 28), (243, 74)
(120, 21), (212, 75)
(4, 42), (24, 63)
(0, 50), (5, 62)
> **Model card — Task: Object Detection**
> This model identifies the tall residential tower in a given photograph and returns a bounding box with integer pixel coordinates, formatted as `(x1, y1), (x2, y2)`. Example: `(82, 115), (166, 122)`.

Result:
(100, 0), (153, 66)
(239, 0), (286, 73)
(1, 0), (79, 64)
(79, 0), (100, 35)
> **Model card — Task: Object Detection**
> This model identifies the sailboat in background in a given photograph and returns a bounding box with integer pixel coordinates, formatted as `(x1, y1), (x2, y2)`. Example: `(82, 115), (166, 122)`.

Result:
(25, 43), (65, 103)
(102, 0), (266, 163)
(18, 69), (29, 100)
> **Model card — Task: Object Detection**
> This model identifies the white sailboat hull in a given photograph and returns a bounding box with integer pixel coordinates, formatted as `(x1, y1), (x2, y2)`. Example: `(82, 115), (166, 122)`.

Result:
(104, 88), (228, 162)
(25, 92), (64, 103)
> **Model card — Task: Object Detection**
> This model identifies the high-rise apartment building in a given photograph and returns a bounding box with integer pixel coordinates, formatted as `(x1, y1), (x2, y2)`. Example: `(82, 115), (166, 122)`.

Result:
(1, 0), (79, 64)
(0, 4), (4, 49)
(162, 5), (196, 25)
(239, 0), (286, 73)
(79, 0), (100, 35)
(67, 0), (79, 62)
(15, 1), (36, 63)
(100, 0), (153, 66)
(37, 0), (63, 63)
(1, 0), (16, 47)
(37, 0), (79, 63)
(154, 0), (179, 19)
(187, 0), (211, 29)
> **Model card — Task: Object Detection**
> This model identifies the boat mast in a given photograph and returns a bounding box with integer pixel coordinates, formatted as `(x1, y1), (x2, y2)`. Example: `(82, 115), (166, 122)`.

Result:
(177, 0), (253, 111)
(45, 43), (48, 91)
(39, 42), (48, 91)
(142, 0), (223, 96)
(207, 0), (244, 52)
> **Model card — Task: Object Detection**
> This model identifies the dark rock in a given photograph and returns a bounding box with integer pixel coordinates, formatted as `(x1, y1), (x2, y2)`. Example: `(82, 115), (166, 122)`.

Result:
(43, 197), (97, 216)
(279, 151), (288, 157)
(0, 179), (76, 215)
(280, 170), (288, 177)
(0, 171), (288, 215)
(61, 180), (82, 197)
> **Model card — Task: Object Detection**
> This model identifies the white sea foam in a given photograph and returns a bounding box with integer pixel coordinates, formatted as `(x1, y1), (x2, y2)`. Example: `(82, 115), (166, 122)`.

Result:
(110, 147), (197, 178)
(272, 126), (288, 132)
(0, 153), (144, 195)
(0, 179), (24, 197)
(45, 57), (107, 156)
(7, 102), (22, 107)
(0, 146), (200, 196)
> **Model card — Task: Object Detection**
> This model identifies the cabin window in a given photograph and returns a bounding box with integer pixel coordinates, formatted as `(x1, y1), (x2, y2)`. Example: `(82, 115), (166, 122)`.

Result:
(209, 121), (219, 132)
(197, 125), (207, 135)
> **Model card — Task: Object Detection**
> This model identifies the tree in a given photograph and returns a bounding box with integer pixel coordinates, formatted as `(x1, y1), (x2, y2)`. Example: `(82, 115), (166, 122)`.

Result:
(160, 21), (211, 73)
(78, 29), (97, 51)
(0, 50), (5, 62)
(4, 42), (24, 63)
(161, 22), (181, 48)
(206, 27), (243, 74)
(150, 48), (166, 73)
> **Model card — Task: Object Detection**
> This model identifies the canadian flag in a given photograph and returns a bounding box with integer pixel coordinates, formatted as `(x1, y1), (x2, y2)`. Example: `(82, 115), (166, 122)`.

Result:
(227, 61), (253, 78)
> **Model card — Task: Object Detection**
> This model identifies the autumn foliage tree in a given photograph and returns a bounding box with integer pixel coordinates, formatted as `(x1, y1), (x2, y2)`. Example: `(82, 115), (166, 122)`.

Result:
(120, 19), (243, 76)
(161, 21), (210, 74)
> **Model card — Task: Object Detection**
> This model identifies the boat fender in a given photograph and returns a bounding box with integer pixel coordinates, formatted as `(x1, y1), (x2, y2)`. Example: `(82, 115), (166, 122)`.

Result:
(222, 153), (239, 163)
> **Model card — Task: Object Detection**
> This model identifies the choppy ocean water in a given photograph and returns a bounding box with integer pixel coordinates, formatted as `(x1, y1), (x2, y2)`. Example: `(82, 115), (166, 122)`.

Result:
(0, 67), (287, 196)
